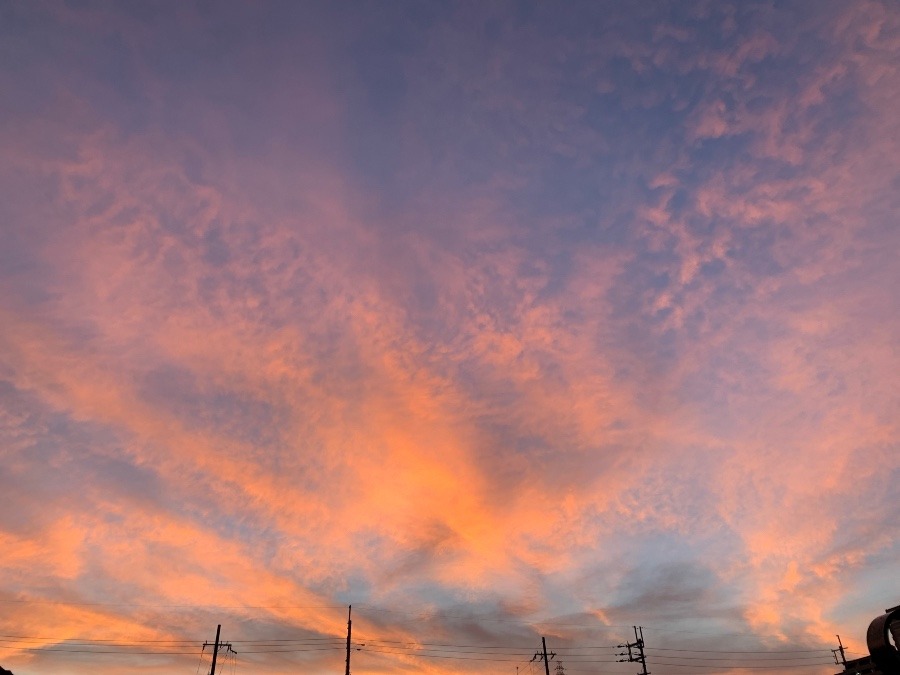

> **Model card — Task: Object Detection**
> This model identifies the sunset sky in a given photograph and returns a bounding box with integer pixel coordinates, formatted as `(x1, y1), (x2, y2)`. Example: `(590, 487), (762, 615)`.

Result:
(1, 1), (898, 674)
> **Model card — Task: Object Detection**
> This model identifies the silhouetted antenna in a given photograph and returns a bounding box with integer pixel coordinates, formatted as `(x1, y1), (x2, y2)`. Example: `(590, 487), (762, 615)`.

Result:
(617, 625), (649, 675)
(531, 636), (556, 675)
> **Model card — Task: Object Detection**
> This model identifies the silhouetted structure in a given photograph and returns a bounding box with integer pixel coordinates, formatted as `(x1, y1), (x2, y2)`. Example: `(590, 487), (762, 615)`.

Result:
(0, 666), (14, 674)
(618, 626), (650, 675)
(203, 624), (235, 675)
(531, 637), (555, 675)
(835, 605), (900, 675)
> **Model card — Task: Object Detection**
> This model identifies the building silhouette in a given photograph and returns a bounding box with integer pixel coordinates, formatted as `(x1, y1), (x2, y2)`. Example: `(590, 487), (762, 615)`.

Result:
(836, 606), (900, 675)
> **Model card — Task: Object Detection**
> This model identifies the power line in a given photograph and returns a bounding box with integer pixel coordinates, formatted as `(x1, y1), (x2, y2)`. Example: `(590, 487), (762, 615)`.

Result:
(195, 643), (207, 675)
(0, 599), (292, 612)
(237, 646), (346, 654)
(0, 625), (840, 675)
(647, 647), (833, 654)
(646, 662), (833, 670)
(0, 632), (834, 651)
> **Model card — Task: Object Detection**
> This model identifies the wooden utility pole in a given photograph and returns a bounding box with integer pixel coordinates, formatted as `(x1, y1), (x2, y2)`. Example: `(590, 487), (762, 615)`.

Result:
(542, 637), (552, 675)
(532, 637), (556, 675)
(209, 624), (221, 675)
(345, 605), (353, 675)
(203, 624), (234, 675)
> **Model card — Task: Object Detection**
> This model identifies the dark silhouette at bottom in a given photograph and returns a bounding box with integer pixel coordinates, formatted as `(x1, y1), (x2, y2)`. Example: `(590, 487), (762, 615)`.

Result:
(836, 605), (900, 675)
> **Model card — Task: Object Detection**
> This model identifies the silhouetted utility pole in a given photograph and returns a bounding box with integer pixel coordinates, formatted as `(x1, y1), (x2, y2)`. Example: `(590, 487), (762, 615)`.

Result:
(832, 635), (848, 667)
(345, 605), (352, 675)
(209, 624), (221, 675)
(618, 626), (649, 675)
(532, 636), (556, 675)
(203, 624), (235, 675)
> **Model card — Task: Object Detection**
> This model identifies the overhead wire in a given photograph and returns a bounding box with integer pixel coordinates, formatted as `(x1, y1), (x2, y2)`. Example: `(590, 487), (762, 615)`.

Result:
(645, 663), (834, 670)
(0, 627), (842, 673)
(195, 643), (207, 675)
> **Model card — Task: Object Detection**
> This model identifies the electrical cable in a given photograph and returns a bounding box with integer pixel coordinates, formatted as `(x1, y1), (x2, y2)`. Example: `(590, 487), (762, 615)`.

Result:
(195, 643), (207, 675)
(0, 626), (848, 673)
